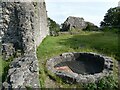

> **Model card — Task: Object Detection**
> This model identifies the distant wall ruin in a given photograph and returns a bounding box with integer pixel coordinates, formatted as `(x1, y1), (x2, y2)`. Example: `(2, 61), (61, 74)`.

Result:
(61, 16), (98, 32)
(62, 16), (87, 31)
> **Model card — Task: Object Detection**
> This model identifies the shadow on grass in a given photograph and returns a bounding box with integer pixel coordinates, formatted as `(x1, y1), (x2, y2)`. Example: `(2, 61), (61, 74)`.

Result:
(0, 61), (9, 89)
(58, 32), (119, 60)
(0, 76), (2, 89)
(2, 65), (10, 82)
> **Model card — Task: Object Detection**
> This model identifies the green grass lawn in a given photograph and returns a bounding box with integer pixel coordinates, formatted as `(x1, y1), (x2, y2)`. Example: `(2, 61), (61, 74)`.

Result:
(0, 31), (119, 88)
(37, 31), (119, 88)
(0, 56), (2, 76)
(0, 56), (3, 87)
(37, 31), (118, 60)
(0, 55), (10, 86)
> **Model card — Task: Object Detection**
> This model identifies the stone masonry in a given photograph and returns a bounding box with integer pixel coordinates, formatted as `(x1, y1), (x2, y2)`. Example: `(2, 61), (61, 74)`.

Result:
(1, 0), (49, 89)
(61, 16), (98, 31)
(46, 52), (114, 84)
(62, 16), (87, 31)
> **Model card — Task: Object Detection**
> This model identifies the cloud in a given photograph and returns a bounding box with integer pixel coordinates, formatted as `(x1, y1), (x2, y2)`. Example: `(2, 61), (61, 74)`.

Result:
(46, 1), (119, 26)
(46, 0), (119, 3)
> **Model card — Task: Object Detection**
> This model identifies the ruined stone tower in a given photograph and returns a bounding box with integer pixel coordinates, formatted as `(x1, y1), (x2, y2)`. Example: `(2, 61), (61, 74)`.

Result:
(0, 0), (49, 89)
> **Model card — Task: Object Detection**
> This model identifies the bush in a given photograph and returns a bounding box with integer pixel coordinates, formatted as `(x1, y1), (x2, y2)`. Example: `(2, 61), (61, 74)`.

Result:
(48, 18), (60, 36)
(83, 22), (99, 31)
(83, 75), (118, 90)
(100, 27), (120, 33)
(100, 7), (120, 29)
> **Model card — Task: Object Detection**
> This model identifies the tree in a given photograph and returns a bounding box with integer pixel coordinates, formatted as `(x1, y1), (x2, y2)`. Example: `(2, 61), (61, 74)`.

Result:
(48, 18), (60, 36)
(83, 22), (99, 31)
(100, 7), (120, 29)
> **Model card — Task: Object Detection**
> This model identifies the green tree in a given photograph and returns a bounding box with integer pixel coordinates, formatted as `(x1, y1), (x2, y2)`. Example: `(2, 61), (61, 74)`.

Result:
(83, 22), (99, 31)
(100, 7), (120, 29)
(48, 18), (60, 36)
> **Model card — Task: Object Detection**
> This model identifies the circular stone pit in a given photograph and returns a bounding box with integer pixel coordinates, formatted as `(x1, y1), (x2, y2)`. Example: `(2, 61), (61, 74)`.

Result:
(46, 52), (114, 84)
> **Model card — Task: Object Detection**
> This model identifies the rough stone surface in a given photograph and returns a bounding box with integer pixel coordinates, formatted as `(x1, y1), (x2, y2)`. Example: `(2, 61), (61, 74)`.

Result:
(1, 1), (49, 60)
(1, 0), (49, 89)
(3, 55), (39, 88)
(34, 1), (49, 46)
(61, 16), (87, 31)
(0, 3), (3, 42)
(61, 16), (98, 31)
(46, 52), (114, 84)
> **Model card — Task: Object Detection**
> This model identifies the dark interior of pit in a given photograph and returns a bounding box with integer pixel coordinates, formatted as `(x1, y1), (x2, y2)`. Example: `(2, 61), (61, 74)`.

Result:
(54, 54), (104, 75)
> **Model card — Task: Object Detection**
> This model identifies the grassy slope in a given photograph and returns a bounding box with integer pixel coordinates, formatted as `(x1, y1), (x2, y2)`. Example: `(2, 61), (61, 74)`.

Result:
(0, 56), (2, 77)
(0, 31), (118, 88)
(37, 31), (118, 60)
(37, 31), (119, 88)
(0, 52), (10, 86)
(0, 42), (2, 84)
(0, 56), (3, 87)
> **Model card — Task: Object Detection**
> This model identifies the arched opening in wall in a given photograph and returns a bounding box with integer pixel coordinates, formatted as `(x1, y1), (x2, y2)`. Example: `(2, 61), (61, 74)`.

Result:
(72, 26), (76, 29)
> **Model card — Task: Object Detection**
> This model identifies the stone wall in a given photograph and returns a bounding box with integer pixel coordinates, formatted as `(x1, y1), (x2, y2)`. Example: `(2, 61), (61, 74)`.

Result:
(0, 0), (49, 89)
(1, 1), (49, 60)
(62, 16), (87, 31)
(0, 3), (3, 42)
(34, 1), (49, 46)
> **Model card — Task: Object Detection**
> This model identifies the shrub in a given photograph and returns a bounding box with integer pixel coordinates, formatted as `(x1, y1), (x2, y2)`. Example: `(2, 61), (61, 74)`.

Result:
(48, 18), (60, 36)
(100, 7), (120, 29)
(83, 75), (118, 90)
(83, 22), (99, 31)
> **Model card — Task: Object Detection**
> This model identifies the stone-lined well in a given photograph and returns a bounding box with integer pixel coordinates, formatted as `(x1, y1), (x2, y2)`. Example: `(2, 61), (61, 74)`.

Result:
(46, 52), (114, 84)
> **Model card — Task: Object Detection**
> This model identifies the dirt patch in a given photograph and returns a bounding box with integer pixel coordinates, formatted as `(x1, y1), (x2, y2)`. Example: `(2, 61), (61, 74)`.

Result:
(45, 76), (59, 88)
(54, 59), (104, 75)
(55, 66), (73, 73)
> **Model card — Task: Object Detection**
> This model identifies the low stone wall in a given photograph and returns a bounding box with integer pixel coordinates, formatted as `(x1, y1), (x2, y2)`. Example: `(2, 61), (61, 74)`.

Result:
(46, 52), (114, 84)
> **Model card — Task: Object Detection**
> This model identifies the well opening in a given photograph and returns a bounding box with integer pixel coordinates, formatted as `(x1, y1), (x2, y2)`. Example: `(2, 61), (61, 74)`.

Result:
(54, 56), (104, 75)
(54, 54), (104, 75)
(46, 52), (114, 84)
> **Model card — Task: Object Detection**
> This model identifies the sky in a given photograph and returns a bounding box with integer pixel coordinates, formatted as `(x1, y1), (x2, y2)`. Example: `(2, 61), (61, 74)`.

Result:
(45, 0), (119, 26)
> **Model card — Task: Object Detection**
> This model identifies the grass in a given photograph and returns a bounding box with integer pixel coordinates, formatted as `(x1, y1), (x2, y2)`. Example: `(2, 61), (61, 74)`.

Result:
(37, 31), (119, 88)
(0, 31), (119, 88)
(0, 55), (10, 87)
(37, 31), (118, 60)
(0, 56), (2, 81)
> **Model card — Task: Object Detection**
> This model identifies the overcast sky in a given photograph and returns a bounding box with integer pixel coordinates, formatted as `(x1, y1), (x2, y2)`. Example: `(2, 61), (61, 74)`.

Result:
(46, 0), (119, 26)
